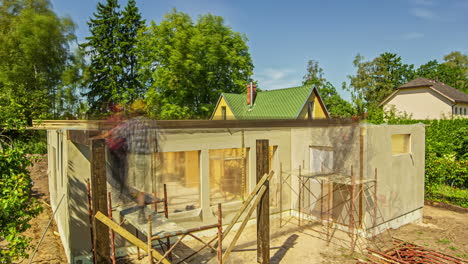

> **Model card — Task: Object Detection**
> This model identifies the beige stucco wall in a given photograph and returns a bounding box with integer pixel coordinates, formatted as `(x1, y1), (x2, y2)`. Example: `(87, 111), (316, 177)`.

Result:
(47, 130), (71, 262)
(47, 123), (425, 262)
(363, 124), (425, 228)
(454, 102), (468, 118)
(383, 87), (453, 119)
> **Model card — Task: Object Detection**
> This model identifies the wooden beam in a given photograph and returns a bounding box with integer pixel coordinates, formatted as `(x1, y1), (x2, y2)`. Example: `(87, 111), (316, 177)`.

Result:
(256, 139), (270, 264)
(214, 171), (274, 249)
(94, 212), (171, 264)
(32, 119), (358, 130)
(223, 186), (267, 262)
(90, 139), (110, 263)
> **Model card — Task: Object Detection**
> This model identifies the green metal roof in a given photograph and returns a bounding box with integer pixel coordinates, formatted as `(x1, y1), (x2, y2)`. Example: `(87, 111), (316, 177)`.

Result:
(222, 84), (315, 119)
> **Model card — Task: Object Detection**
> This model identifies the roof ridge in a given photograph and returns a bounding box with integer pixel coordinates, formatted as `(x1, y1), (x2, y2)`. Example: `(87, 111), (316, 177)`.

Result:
(262, 84), (313, 92)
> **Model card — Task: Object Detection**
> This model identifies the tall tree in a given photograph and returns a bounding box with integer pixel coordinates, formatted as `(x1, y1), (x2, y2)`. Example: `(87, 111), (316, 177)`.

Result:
(303, 59), (354, 117)
(119, 0), (145, 103)
(139, 10), (254, 119)
(0, 0), (76, 125)
(345, 53), (415, 110)
(416, 52), (468, 93)
(303, 60), (326, 89)
(81, 0), (121, 114)
(55, 48), (88, 119)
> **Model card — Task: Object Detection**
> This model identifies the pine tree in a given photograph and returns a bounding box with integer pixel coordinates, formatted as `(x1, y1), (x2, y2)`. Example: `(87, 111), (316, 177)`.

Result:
(81, 0), (121, 114)
(119, 0), (145, 103)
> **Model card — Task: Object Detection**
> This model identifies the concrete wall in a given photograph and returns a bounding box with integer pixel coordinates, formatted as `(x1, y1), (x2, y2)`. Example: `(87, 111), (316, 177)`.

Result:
(363, 124), (425, 230)
(47, 130), (71, 262)
(383, 87), (453, 119)
(47, 123), (425, 262)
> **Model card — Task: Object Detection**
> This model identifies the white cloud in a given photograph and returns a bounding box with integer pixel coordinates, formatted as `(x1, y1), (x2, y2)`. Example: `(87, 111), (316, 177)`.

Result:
(254, 68), (299, 90)
(401, 32), (425, 40)
(410, 7), (436, 19)
(411, 0), (435, 6)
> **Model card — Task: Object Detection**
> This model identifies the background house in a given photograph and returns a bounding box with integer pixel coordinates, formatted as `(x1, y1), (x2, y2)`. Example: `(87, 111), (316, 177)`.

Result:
(380, 77), (468, 119)
(211, 84), (330, 120)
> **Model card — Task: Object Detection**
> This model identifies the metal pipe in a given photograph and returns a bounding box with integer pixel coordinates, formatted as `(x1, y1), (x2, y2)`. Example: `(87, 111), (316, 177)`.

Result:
(28, 194), (65, 264)
(151, 223), (220, 241)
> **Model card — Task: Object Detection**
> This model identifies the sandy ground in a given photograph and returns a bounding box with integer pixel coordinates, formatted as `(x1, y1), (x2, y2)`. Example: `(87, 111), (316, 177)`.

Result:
(23, 156), (468, 263)
(21, 155), (68, 264)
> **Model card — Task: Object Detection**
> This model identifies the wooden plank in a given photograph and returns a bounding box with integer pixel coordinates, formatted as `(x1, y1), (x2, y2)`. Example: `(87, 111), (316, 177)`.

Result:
(256, 139), (270, 264)
(223, 186), (267, 262)
(95, 212), (171, 264)
(214, 170), (274, 249)
(32, 119), (358, 130)
(91, 139), (110, 263)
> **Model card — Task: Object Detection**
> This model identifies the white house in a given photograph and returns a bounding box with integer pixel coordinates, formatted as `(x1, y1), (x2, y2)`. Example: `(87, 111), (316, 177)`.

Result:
(380, 77), (468, 119)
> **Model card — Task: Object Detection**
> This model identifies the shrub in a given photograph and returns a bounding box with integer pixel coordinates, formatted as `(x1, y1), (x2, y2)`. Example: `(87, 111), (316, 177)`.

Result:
(0, 146), (42, 263)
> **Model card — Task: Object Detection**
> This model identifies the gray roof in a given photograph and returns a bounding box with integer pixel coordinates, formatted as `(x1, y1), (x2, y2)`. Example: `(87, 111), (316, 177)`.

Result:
(398, 77), (468, 103)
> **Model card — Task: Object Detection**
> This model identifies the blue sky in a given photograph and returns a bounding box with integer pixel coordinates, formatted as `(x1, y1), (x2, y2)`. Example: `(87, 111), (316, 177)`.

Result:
(51, 0), (468, 100)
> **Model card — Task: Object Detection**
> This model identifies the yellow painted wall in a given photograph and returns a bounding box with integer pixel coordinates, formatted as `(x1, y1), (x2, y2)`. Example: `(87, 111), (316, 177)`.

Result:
(212, 97), (236, 120)
(298, 93), (328, 119)
(313, 95), (327, 119)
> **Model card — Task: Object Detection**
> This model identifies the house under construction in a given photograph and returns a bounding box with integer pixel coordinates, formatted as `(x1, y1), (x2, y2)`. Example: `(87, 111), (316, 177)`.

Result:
(36, 119), (425, 263)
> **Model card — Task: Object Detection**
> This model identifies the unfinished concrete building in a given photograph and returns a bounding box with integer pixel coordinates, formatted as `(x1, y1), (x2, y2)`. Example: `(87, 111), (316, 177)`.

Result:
(37, 119), (425, 263)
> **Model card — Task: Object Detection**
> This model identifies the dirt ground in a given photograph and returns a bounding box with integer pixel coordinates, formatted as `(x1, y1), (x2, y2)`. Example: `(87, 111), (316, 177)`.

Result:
(24, 156), (468, 263)
(21, 155), (68, 264)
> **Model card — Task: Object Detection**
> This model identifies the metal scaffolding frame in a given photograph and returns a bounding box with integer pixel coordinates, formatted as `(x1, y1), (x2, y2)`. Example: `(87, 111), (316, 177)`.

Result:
(280, 164), (389, 253)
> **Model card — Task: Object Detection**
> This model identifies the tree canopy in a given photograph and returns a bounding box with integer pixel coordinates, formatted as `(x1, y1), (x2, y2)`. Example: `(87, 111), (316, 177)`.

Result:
(345, 51), (468, 116)
(139, 9), (253, 119)
(0, 0), (76, 125)
(302, 60), (354, 117)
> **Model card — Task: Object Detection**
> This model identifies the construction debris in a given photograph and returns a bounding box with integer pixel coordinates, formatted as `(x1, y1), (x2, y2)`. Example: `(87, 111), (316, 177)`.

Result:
(357, 239), (468, 264)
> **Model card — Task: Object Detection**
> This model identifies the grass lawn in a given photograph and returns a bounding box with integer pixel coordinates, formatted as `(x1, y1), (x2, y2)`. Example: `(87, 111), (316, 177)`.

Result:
(427, 184), (468, 208)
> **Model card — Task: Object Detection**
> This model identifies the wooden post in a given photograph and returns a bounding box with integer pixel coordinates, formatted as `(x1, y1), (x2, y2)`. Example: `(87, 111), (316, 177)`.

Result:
(136, 230), (141, 260)
(90, 139), (110, 263)
(350, 166), (356, 252)
(217, 203), (223, 264)
(256, 140), (269, 264)
(148, 215), (153, 264)
(359, 127), (365, 227)
(279, 163), (282, 228)
(373, 168), (378, 238)
(163, 184), (171, 261)
(298, 165), (302, 227)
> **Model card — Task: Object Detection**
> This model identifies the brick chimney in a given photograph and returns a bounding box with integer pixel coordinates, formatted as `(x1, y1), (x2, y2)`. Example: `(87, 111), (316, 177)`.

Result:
(246, 83), (257, 106)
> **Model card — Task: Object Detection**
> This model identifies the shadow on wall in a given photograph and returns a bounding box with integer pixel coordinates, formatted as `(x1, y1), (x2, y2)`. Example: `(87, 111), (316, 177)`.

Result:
(326, 125), (359, 175)
(68, 159), (93, 258)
